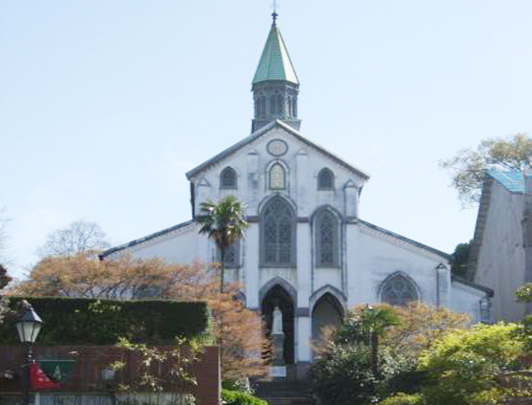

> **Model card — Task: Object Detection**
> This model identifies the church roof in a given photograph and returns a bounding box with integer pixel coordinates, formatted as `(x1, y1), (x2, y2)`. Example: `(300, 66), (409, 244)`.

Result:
(100, 220), (196, 258)
(252, 21), (299, 86)
(488, 170), (527, 193)
(359, 219), (451, 261)
(185, 120), (370, 180)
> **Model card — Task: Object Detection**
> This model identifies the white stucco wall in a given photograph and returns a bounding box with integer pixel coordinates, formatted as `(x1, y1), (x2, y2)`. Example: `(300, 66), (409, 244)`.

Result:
(474, 181), (525, 322)
(450, 281), (487, 324)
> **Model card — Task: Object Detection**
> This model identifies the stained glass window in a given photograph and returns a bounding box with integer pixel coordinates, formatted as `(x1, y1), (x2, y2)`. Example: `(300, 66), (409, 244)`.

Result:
(381, 274), (419, 306)
(318, 168), (334, 189)
(221, 167), (237, 189)
(316, 210), (338, 266)
(261, 197), (295, 266)
(270, 163), (286, 190)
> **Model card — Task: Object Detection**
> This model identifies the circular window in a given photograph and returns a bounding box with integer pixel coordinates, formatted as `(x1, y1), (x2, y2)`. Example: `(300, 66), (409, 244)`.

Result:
(267, 139), (288, 157)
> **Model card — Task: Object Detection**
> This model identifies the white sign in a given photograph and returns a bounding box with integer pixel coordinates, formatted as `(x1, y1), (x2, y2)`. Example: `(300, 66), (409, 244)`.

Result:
(269, 366), (287, 377)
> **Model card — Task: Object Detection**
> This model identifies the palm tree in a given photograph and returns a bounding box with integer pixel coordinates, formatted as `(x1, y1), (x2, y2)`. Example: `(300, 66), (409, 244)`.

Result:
(359, 305), (399, 377)
(197, 196), (248, 293)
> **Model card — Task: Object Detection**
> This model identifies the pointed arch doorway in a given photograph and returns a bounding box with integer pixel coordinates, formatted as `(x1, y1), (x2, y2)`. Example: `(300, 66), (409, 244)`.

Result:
(261, 284), (295, 364)
(312, 292), (344, 344)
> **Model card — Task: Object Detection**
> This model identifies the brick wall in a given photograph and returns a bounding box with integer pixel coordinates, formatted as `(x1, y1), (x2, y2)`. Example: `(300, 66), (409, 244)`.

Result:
(0, 346), (219, 405)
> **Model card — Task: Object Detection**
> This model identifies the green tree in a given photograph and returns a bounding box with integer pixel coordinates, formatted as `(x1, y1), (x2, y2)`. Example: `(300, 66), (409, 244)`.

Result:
(197, 196), (247, 293)
(418, 323), (526, 405)
(310, 305), (400, 405)
(450, 241), (472, 278)
(312, 303), (471, 405)
(359, 305), (400, 377)
(440, 133), (532, 205)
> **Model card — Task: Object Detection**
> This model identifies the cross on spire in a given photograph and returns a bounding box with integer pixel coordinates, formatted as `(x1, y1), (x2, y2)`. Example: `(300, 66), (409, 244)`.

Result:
(272, 0), (278, 25)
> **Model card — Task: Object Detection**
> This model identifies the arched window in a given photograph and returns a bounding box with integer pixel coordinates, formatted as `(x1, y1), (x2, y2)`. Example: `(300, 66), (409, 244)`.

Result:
(381, 274), (419, 306)
(270, 96), (277, 115)
(277, 94), (283, 115)
(220, 167), (237, 189)
(269, 163), (286, 190)
(316, 210), (339, 267)
(217, 241), (240, 267)
(258, 96), (266, 117)
(261, 197), (295, 266)
(287, 96), (293, 117)
(318, 168), (334, 190)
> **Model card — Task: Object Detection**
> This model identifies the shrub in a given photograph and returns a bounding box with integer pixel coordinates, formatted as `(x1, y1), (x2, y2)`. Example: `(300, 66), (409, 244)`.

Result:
(221, 389), (267, 405)
(222, 379), (253, 395)
(0, 297), (211, 345)
(418, 323), (526, 405)
(378, 393), (425, 405)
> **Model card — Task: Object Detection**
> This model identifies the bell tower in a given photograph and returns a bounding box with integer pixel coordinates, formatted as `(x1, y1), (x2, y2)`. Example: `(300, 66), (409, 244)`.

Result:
(252, 13), (301, 132)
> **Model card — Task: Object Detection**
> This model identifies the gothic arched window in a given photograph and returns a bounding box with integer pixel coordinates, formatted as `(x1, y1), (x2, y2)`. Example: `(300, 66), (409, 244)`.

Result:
(316, 210), (339, 267)
(270, 95), (277, 115)
(261, 197), (295, 266)
(381, 274), (419, 306)
(269, 163), (286, 190)
(318, 168), (334, 190)
(277, 94), (283, 115)
(220, 167), (237, 189)
(258, 96), (266, 117)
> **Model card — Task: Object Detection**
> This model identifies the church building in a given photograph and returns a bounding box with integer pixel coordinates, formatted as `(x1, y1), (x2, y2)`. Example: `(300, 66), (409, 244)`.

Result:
(102, 14), (492, 376)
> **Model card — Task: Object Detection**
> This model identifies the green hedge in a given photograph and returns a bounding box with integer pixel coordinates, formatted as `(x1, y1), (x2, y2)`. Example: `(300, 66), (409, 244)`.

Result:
(0, 297), (210, 345)
(221, 389), (267, 405)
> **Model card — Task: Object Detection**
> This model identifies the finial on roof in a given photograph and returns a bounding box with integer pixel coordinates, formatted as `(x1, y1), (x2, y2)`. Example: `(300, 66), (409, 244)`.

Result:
(272, 0), (278, 25)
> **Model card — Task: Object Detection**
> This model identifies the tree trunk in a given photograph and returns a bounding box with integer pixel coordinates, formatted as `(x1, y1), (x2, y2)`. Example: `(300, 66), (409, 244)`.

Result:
(220, 249), (225, 293)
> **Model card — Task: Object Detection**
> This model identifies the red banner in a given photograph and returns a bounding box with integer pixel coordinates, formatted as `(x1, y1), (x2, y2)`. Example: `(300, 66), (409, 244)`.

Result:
(29, 362), (62, 389)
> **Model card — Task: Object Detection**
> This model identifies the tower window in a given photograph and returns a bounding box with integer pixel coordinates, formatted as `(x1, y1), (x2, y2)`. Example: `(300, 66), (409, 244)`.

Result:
(221, 167), (237, 189)
(269, 163), (286, 190)
(257, 96), (266, 117)
(318, 168), (334, 190)
(277, 94), (283, 116)
(261, 196), (295, 266)
(316, 210), (339, 267)
(270, 96), (277, 115)
(381, 274), (419, 306)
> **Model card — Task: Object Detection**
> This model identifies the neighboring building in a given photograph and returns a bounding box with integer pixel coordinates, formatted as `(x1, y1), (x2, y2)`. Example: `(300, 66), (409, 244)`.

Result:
(103, 14), (492, 376)
(468, 170), (530, 322)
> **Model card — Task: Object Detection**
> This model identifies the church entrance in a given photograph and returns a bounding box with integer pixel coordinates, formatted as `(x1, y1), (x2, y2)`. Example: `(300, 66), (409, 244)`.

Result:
(261, 284), (295, 364)
(312, 293), (344, 344)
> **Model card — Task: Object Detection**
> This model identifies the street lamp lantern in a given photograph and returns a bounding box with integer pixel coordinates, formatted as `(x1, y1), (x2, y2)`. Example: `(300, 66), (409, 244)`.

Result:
(16, 303), (43, 344)
(15, 300), (43, 405)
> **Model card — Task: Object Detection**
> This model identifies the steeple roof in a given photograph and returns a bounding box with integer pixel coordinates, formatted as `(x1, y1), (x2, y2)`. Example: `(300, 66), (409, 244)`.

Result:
(252, 19), (299, 86)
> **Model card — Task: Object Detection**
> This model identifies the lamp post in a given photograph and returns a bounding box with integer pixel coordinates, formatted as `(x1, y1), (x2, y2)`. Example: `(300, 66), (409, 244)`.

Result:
(15, 300), (43, 405)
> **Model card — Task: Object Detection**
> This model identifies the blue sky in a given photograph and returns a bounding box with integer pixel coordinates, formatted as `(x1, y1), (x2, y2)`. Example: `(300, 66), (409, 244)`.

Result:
(1, 0), (531, 279)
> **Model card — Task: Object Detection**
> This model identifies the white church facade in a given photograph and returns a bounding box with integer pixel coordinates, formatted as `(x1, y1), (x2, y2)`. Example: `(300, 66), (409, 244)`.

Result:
(102, 15), (492, 374)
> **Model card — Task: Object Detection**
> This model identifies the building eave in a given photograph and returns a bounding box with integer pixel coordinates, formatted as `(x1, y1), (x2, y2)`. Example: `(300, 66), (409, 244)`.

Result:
(358, 219), (451, 261)
(100, 219), (196, 259)
(452, 275), (494, 297)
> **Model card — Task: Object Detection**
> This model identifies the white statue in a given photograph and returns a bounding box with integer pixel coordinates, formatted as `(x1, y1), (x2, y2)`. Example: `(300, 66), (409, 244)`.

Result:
(272, 306), (283, 335)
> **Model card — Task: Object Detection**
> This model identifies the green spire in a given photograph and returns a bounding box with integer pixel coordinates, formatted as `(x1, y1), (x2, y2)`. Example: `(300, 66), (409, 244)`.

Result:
(252, 18), (299, 86)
